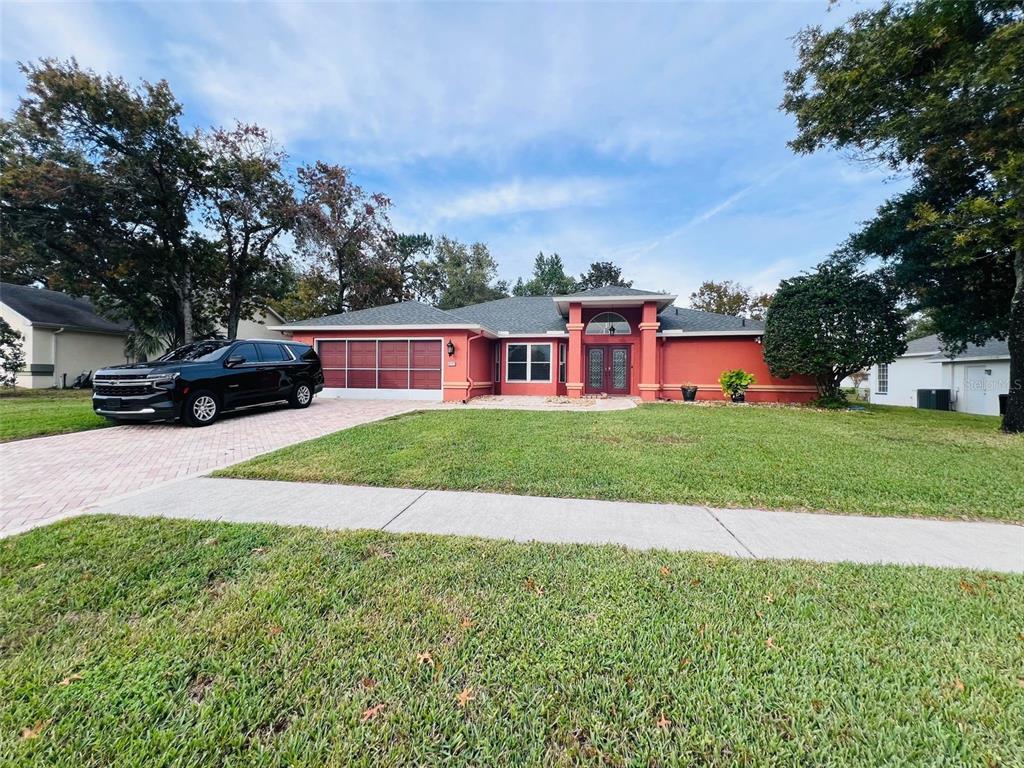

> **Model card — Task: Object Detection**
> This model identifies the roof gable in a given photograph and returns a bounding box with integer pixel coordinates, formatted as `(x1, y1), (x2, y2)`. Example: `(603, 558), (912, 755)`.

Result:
(0, 282), (130, 335)
(448, 296), (567, 334)
(566, 285), (667, 298)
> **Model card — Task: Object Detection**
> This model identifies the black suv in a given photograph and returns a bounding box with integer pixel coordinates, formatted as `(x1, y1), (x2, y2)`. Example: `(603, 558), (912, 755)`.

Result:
(92, 339), (325, 427)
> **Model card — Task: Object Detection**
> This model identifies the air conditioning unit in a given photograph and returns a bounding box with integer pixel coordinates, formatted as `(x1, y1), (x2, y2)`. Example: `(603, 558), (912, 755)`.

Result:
(917, 389), (951, 411)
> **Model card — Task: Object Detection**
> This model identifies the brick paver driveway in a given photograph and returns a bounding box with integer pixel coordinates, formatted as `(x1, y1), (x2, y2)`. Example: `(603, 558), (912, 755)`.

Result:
(0, 398), (419, 537)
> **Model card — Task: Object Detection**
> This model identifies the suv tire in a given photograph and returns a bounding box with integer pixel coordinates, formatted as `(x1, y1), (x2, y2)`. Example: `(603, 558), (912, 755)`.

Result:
(289, 381), (313, 409)
(183, 390), (220, 427)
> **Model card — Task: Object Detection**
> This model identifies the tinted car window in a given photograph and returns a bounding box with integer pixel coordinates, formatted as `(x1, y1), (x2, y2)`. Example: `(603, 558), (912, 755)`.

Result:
(157, 340), (232, 362)
(259, 343), (288, 362)
(231, 343), (259, 363)
(288, 343), (318, 362)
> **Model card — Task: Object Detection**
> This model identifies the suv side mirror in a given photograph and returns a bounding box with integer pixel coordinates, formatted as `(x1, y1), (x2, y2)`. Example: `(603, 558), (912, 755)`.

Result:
(225, 354), (246, 368)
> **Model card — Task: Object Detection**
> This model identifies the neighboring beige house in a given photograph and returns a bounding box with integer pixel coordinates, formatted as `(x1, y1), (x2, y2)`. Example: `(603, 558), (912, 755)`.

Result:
(233, 307), (291, 341)
(0, 282), (291, 388)
(1, 282), (131, 388)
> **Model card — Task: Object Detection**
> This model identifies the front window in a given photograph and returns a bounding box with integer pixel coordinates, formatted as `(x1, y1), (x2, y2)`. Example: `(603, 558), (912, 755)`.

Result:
(558, 343), (567, 383)
(585, 312), (630, 335)
(156, 340), (231, 362)
(231, 343), (259, 364)
(506, 343), (552, 382)
(877, 363), (889, 394)
(258, 343), (289, 362)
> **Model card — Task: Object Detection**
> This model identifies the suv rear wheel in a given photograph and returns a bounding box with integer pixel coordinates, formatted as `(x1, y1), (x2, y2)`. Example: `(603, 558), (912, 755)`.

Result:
(289, 381), (313, 409)
(183, 390), (220, 427)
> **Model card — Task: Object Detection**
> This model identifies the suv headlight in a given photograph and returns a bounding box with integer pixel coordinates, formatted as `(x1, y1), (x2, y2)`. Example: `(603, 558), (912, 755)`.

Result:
(147, 372), (180, 390)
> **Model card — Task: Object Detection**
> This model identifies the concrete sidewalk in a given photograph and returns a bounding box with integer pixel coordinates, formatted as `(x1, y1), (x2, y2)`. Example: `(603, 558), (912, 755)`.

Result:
(85, 477), (1024, 573)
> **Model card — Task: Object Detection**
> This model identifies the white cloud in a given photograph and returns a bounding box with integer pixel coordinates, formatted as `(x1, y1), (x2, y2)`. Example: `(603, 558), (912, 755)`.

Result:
(432, 178), (618, 222)
(1, 1), (904, 301)
(3, 1), (842, 167)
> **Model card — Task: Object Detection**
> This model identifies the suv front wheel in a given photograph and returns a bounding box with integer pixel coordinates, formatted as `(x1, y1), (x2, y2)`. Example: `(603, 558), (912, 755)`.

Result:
(289, 382), (313, 409)
(183, 390), (220, 427)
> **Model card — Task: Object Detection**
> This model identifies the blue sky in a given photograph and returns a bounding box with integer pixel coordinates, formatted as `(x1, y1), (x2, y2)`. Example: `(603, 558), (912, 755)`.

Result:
(1, 1), (904, 300)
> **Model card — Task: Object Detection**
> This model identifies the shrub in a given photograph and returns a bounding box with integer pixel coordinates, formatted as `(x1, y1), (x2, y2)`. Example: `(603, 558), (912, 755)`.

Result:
(763, 260), (906, 401)
(0, 317), (25, 388)
(719, 369), (755, 399)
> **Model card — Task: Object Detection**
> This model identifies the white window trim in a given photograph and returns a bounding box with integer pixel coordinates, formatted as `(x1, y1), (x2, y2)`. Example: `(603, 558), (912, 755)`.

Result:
(505, 342), (553, 383)
(584, 311), (632, 336)
(558, 343), (567, 383)
(876, 363), (889, 395)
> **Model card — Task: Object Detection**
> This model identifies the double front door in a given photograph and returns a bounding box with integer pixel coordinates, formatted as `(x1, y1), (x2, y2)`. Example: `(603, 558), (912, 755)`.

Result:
(585, 345), (631, 395)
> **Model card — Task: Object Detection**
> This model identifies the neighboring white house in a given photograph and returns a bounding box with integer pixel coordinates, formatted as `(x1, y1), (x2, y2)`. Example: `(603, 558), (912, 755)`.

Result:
(869, 334), (1011, 416)
(1, 282), (292, 388)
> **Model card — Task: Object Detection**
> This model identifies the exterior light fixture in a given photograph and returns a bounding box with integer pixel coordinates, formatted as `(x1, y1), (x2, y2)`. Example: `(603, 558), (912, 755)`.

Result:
(607, 323), (615, 335)
(447, 340), (456, 357)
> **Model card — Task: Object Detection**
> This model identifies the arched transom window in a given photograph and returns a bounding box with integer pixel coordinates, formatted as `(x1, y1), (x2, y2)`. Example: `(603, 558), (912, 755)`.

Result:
(585, 312), (631, 335)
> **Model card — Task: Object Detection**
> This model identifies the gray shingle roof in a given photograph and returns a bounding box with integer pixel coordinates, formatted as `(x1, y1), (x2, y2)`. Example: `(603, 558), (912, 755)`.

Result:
(284, 300), (472, 327)
(288, 294), (767, 335)
(658, 306), (764, 332)
(904, 333), (1009, 359)
(448, 296), (567, 334)
(565, 285), (668, 298)
(0, 282), (130, 335)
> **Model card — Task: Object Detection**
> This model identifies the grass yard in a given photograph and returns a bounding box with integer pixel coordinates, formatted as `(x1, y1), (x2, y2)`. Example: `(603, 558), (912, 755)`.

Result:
(219, 403), (1024, 523)
(2, 516), (1021, 767)
(0, 388), (106, 442)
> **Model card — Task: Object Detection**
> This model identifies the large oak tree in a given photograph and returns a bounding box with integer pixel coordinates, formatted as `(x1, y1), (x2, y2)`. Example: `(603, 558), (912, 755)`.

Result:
(294, 162), (397, 314)
(1, 59), (210, 343)
(203, 123), (296, 338)
(783, 0), (1024, 431)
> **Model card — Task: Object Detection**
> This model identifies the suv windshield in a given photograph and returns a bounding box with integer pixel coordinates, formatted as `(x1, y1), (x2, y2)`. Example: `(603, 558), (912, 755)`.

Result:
(156, 340), (232, 363)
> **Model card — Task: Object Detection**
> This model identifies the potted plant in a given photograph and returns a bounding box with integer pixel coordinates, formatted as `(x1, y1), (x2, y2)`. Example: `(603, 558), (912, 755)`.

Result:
(680, 383), (698, 402)
(719, 369), (755, 403)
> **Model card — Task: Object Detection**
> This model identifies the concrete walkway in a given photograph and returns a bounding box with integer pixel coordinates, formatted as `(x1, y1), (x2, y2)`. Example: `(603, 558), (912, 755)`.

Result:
(87, 477), (1024, 573)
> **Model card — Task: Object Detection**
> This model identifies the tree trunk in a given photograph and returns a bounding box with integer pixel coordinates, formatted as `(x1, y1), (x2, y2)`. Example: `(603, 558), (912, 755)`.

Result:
(815, 372), (842, 401)
(181, 265), (194, 344)
(226, 267), (242, 340)
(1003, 243), (1024, 433)
(227, 297), (241, 340)
(336, 252), (347, 314)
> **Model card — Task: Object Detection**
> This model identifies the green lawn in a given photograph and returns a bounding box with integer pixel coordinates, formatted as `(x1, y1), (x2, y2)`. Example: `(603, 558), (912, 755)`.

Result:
(219, 404), (1024, 522)
(1, 516), (1021, 766)
(0, 388), (107, 442)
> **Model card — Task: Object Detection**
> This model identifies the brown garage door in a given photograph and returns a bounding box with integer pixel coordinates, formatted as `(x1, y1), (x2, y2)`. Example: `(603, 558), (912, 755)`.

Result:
(318, 340), (442, 391)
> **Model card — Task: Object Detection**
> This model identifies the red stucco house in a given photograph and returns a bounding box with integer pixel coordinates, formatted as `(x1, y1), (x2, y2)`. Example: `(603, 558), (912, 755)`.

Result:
(272, 286), (816, 403)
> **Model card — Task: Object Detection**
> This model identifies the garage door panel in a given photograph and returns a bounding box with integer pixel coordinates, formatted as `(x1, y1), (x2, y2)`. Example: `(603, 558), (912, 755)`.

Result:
(319, 341), (347, 368)
(318, 338), (442, 395)
(410, 369), (441, 389)
(379, 369), (409, 389)
(323, 369), (347, 388)
(411, 341), (441, 369)
(347, 369), (376, 388)
(379, 340), (409, 369)
(348, 341), (377, 369)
